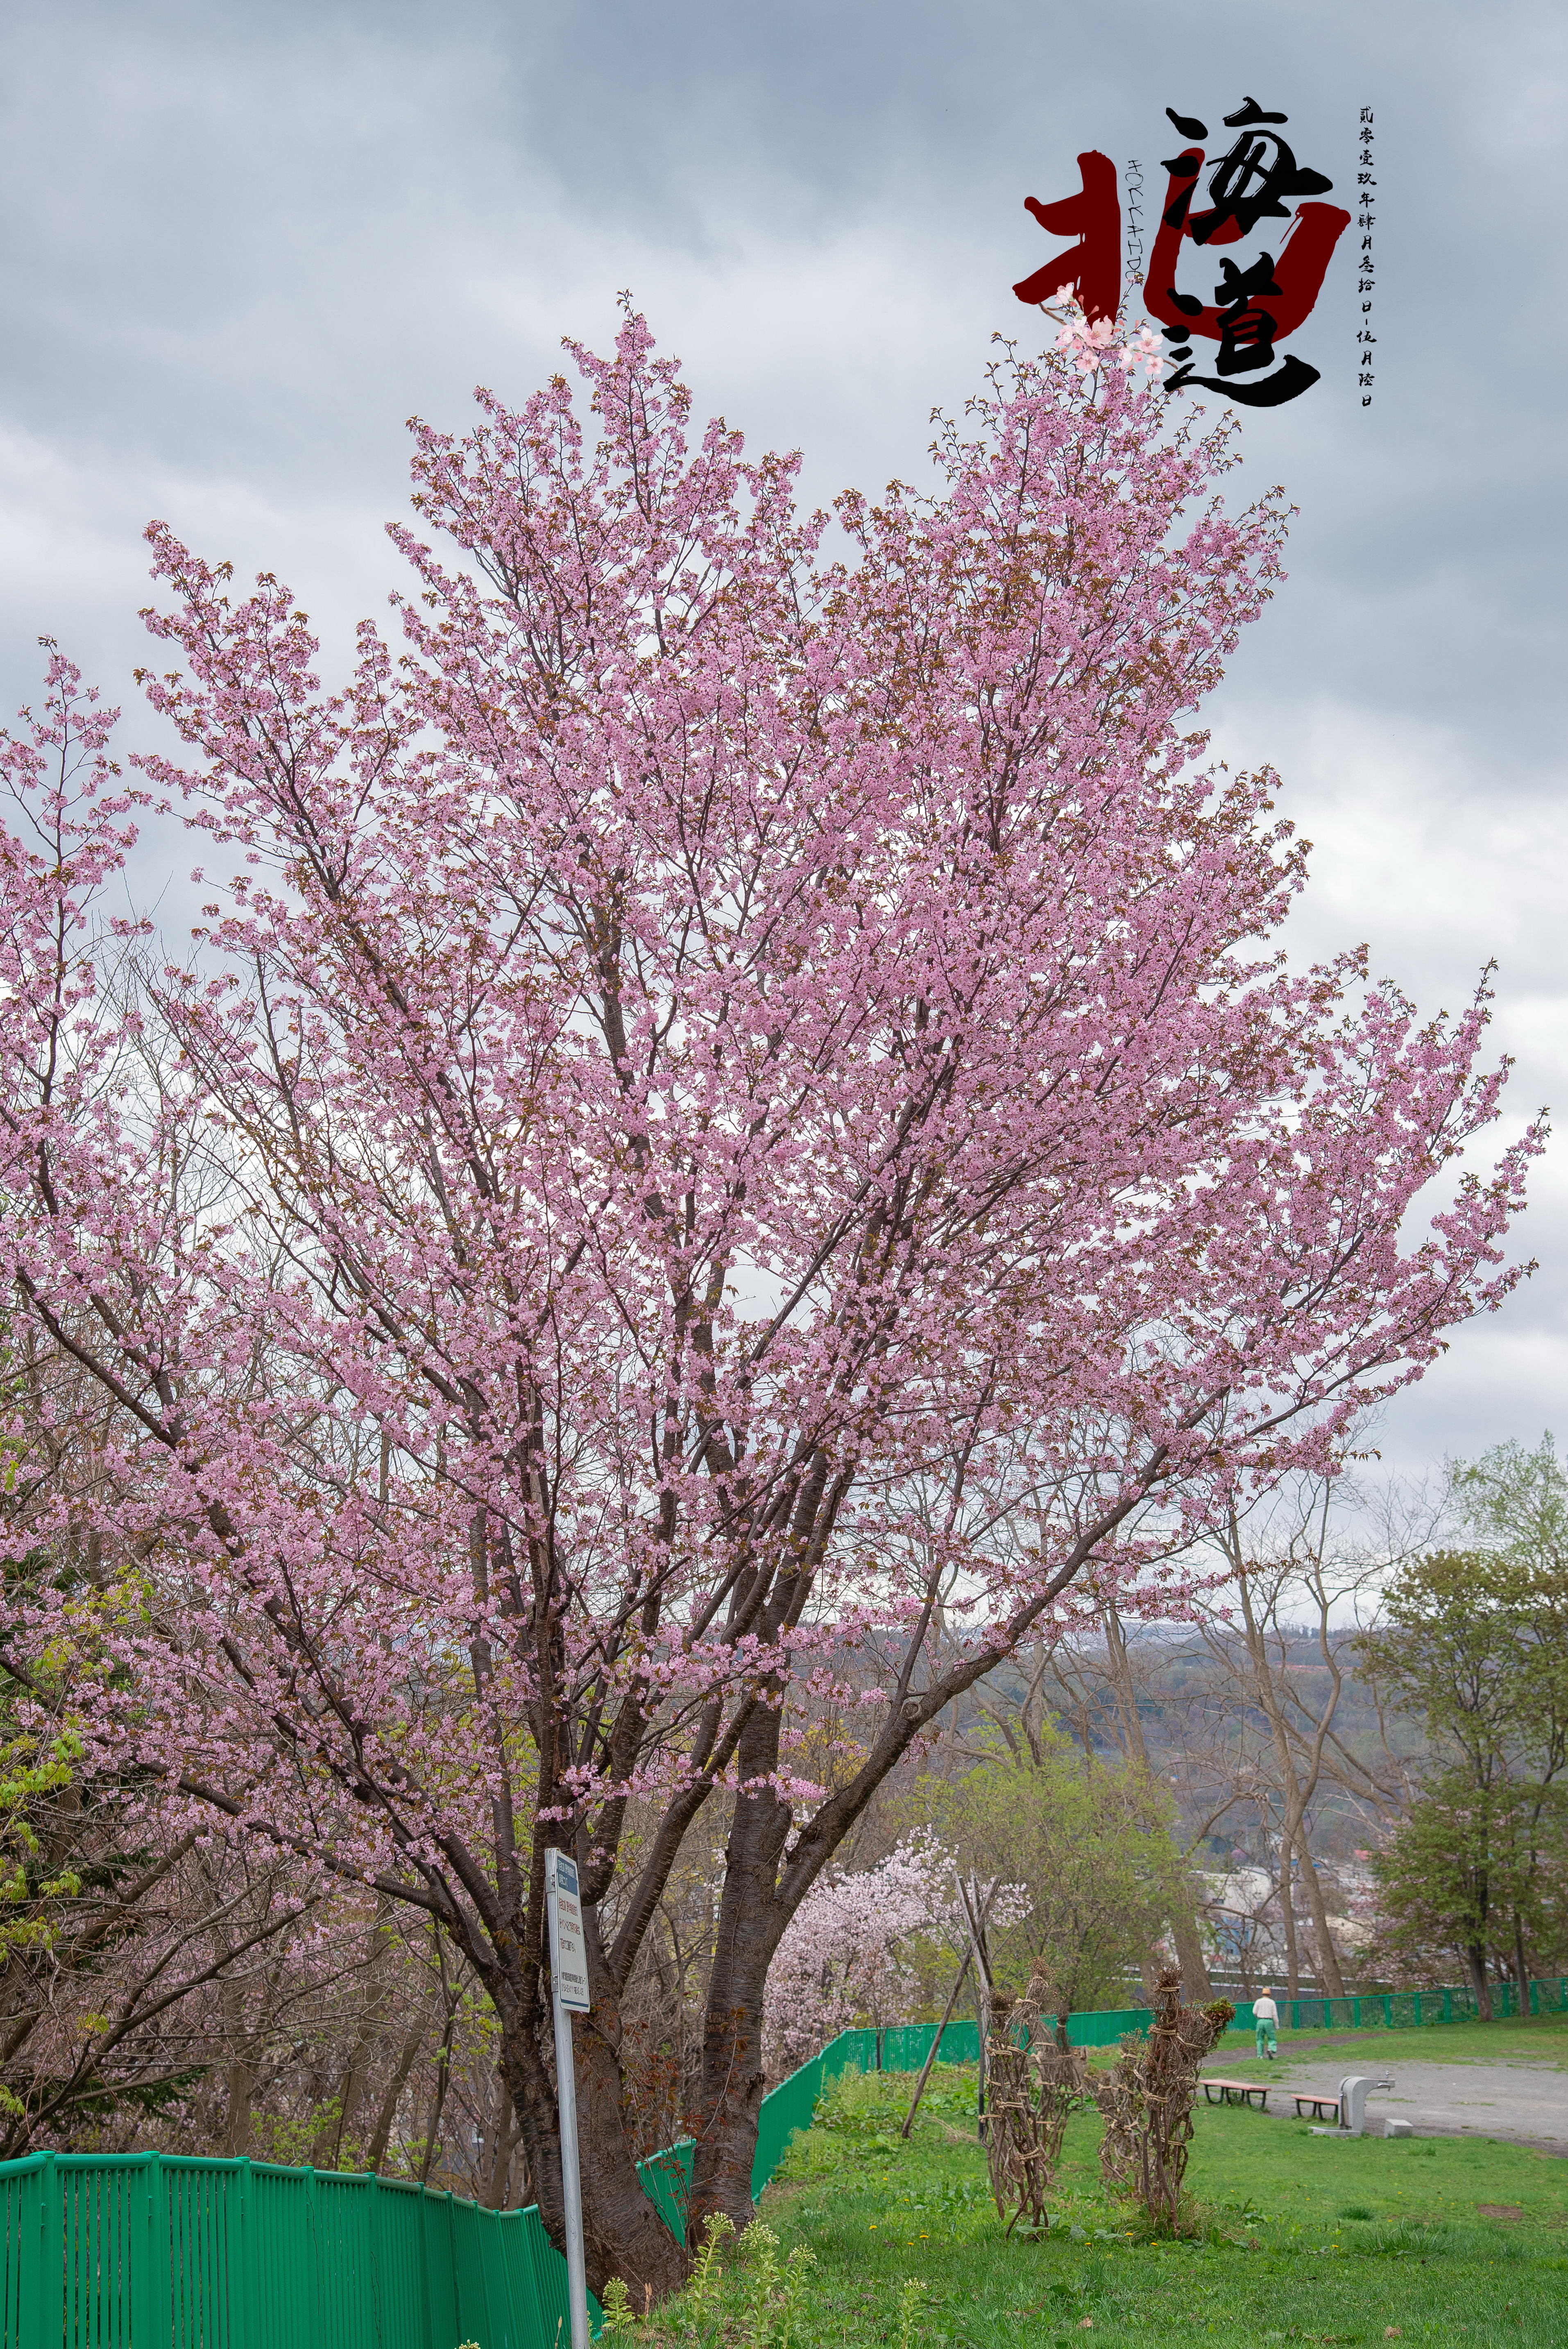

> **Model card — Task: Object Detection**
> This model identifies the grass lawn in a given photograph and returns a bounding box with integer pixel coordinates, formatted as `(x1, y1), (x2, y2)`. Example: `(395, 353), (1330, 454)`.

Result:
(1204, 2009), (1568, 2075)
(687, 2061), (1568, 2348)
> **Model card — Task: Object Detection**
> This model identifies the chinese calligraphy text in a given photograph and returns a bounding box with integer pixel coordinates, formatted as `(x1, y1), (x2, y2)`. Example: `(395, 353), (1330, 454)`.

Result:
(1145, 96), (1349, 405)
(1357, 107), (1375, 406)
(1016, 97), (1351, 409)
(1013, 149), (1122, 323)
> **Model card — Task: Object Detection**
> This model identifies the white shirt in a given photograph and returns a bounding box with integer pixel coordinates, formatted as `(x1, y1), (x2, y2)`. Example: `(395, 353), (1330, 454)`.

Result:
(1253, 1996), (1280, 2024)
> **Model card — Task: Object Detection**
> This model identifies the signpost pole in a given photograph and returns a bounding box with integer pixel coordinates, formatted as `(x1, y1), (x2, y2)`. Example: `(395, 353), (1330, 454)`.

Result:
(545, 1848), (592, 2349)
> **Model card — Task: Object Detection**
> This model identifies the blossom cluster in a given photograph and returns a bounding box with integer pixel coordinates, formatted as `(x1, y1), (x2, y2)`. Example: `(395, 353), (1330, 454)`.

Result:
(762, 1836), (1006, 2076)
(0, 313), (1534, 2212)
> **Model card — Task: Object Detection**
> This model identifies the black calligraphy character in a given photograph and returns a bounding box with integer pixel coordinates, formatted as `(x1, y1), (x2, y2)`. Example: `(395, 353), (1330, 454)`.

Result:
(1187, 95), (1335, 246)
(1211, 253), (1282, 374)
(1144, 117), (1348, 405)
(1163, 351), (1323, 405)
(1160, 248), (1323, 406)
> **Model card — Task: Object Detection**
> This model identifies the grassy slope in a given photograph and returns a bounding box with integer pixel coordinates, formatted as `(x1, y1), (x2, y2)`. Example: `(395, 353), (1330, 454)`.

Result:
(748, 2063), (1568, 2348)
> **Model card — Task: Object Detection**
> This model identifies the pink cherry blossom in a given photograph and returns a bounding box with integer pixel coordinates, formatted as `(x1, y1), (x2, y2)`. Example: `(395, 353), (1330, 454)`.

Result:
(764, 1834), (1028, 2075)
(0, 311), (1537, 2290)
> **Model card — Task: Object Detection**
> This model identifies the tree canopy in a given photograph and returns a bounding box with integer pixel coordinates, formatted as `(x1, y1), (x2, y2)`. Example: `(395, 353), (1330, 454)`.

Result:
(0, 307), (1534, 2292)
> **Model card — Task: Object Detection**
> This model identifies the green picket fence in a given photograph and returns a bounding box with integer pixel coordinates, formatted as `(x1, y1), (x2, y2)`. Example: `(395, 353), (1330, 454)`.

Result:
(755, 2019), (991, 2165)
(5, 1988), (1563, 2344)
(1052, 1975), (1568, 2046)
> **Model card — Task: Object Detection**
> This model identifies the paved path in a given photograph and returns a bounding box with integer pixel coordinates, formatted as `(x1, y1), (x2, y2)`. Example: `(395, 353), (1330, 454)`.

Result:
(1200, 2052), (1568, 2154)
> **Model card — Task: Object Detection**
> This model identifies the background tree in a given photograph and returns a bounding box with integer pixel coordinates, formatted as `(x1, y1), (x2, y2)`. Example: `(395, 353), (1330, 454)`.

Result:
(980, 1491), (1412, 2001)
(0, 1308), (331, 2158)
(1357, 1438), (1568, 2010)
(0, 309), (1534, 2299)
(922, 1732), (1185, 2014)
(1176, 1490), (1403, 1998)
(973, 1601), (1215, 2000)
(1367, 1771), (1567, 2000)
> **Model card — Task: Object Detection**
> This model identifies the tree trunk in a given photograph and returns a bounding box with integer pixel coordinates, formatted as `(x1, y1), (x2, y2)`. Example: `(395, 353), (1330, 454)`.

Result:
(216, 1946), (271, 2156)
(686, 1715), (795, 2245)
(417, 2007), (456, 2186)
(1278, 1828), (1301, 1997)
(213, 1905), (252, 2154)
(222, 2055), (256, 2157)
(576, 2010), (693, 2294)
(1168, 1904), (1214, 2003)
(501, 1945), (693, 2298)
(1102, 1601), (1212, 1996)
(1464, 1942), (1493, 2020)
(485, 2069), (523, 2209)
(1294, 1838), (1346, 1998)
(366, 2009), (431, 2170)
(685, 1874), (784, 2236)
(1233, 1569), (1346, 1997)
(315, 1895), (395, 2168)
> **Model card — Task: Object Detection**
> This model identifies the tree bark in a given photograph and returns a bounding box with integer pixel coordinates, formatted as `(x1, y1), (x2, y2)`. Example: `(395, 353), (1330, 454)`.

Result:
(485, 2069), (523, 2209)
(1512, 1914), (1532, 2019)
(499, 1928), (693, 2298)
(1465, 1941), (1494, 2020)
(1233, 1566), (1346, 1997)
(1102, 1602), (1213, 1997)
(576, 2009), (693, 2294)
(315, 1896), (396, 2168)
(222, 2053), (256, 2158)
(1168, 1905), (1214, 2003)
(1298, 1851), (1346, 1997)
(684, 1724), (794, 2243)
(1278, 1828), (1301, 1998)
(365, 2009), (431, 2171)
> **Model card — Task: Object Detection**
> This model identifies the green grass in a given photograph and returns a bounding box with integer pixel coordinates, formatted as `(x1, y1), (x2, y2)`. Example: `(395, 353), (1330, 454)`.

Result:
(699, 2062), (1568, 2348)
(1205, 2009), (1568, 2074)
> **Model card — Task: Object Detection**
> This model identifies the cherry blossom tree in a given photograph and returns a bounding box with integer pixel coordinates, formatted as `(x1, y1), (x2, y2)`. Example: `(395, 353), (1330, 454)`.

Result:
(0, 306), (1536, 2299)
(761, 1834), (984, 2077)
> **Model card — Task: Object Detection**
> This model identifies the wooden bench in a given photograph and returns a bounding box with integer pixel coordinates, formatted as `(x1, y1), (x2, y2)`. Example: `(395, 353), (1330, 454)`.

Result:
(1294, 2091), (1341, 2121)
(1202, 2077), (1270, 2110)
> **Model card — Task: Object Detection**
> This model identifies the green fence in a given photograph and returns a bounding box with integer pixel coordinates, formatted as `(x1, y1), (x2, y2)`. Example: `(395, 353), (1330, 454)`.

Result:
(1231, 1975), (1568, 2038)
(828, 1979), (1568, 2059)
(0, 2022), (917, 2349)
(0, 2144), (574, 2349)
(745, 2021), (997, 2195)
(5, 1986), (1563, 2345)
(832, 2023), (981, 2079)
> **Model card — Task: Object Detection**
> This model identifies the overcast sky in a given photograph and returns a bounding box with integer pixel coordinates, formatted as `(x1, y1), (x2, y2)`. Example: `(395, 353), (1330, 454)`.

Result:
(2, 0), (1563, 1485)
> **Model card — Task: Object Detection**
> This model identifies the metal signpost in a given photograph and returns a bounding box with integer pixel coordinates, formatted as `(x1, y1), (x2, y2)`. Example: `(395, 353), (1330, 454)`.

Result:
(545, 1848), (592, 2349)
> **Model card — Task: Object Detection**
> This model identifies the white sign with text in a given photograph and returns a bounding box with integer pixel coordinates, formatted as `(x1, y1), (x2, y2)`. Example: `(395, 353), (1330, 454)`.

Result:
(546, 1849), (591, 2013)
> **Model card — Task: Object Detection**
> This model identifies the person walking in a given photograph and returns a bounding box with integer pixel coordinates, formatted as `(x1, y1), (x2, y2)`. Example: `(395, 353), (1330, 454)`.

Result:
(1253, 1987), (1280, 2060)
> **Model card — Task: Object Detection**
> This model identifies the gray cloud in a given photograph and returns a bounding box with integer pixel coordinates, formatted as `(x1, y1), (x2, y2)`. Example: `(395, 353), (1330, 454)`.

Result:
(1, 0), (1562, 1475)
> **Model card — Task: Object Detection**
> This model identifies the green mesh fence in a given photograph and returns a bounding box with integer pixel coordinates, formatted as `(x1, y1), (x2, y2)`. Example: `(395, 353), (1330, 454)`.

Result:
(1063, 2007), (1151, 2048)
(1253, 1978), (1566, 2036)
(4, 1982), (1562, 2343)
